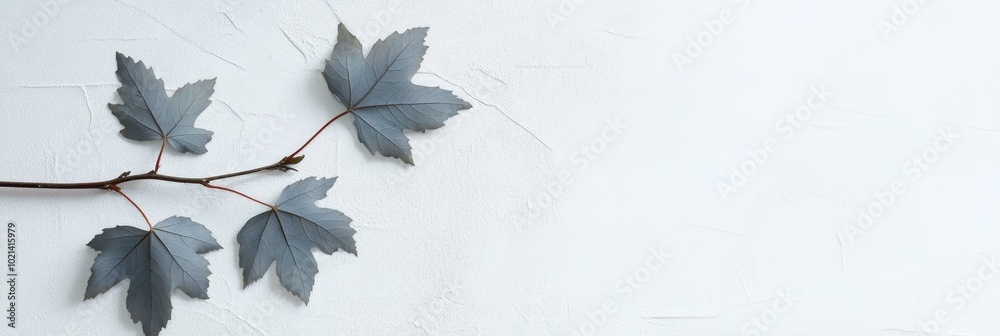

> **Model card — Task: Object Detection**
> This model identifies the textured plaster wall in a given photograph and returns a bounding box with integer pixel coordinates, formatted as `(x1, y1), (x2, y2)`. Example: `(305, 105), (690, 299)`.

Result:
(2, 0), (1000, 335)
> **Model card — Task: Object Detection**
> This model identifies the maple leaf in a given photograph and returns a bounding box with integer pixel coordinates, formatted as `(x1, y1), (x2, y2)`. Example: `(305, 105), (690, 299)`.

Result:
(85, 217), (222, 336)
(109, 52), (216, 154)
(237, 177), (356, 303)
(322, 24), (473, 164)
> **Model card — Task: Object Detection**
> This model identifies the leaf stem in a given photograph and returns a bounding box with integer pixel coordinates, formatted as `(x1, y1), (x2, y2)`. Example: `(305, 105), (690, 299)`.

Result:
(153, 137), (167, 173)
(0, 161), (296, 190)
(110, 186), (153, 231)
(283, 110), (351, 163)
(201, 183), (274, 209)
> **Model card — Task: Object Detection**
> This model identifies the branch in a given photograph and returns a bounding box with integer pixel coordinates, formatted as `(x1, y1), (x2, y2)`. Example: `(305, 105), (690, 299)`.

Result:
(0, 160), (299, 190)
(0, 109), (351, 190)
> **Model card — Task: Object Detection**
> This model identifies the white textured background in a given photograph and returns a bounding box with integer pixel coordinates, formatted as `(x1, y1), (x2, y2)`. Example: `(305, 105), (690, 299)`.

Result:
(2, 0), (1000, 335)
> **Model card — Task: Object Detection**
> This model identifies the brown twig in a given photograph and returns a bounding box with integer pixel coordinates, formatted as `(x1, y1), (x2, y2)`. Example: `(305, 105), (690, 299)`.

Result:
(0, 160), (296, 190)
(0, 110), (351, 191)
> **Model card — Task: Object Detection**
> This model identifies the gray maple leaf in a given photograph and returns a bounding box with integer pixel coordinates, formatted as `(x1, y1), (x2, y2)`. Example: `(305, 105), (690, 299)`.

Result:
(109, 52), (216, 154)
(322, 24), (473, 164)
(85, 217), (222, 336)
(237, 177), (356, 303)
